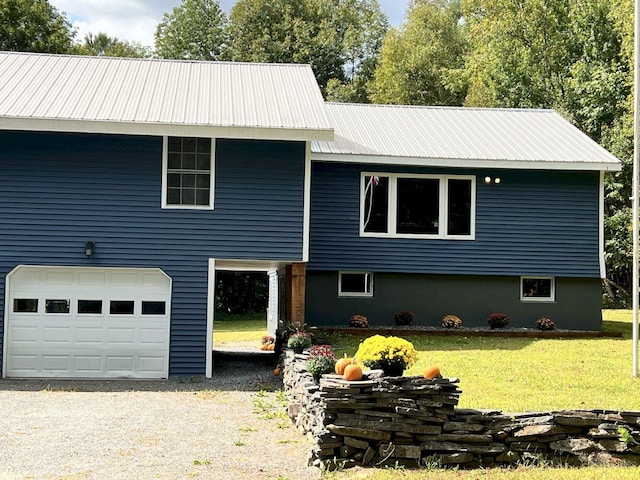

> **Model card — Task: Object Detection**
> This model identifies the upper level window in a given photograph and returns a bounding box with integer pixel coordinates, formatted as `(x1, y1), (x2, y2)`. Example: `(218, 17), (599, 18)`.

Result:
(163, 136), (214, 209)
(361, 173), (475, 239)
(521, 277), (555, 302)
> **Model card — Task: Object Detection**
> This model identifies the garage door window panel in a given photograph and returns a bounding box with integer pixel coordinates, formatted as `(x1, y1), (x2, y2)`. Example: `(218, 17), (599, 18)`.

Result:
(78, 300), (103, 314)
(110, 300), (135, 315)
(13, 298), (38, 313)
(142, 301), (166, 315)
(45, 300), (70, 314)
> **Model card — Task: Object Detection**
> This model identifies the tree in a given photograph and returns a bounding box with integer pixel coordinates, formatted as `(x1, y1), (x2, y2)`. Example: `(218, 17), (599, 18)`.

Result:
(75, 33), (152, 58)
(155, 0), (227, 61)
(0, 0), (75, 53)
(370, 0), (468, 106)
(227, 0), (387, 96)
(462, 0), (632, 305)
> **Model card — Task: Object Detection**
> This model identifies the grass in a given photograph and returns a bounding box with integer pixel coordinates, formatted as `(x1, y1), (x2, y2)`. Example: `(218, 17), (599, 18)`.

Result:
(209, 311), (640, 479)
(324, 310), (640, 412)
(213, 311), (267, 344)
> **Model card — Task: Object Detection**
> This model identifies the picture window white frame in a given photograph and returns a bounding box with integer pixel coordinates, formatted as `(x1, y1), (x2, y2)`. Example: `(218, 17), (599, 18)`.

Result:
(360, 173), (475, 239)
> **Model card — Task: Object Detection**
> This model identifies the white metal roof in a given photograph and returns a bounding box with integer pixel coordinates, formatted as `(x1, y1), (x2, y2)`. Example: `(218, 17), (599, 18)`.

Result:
(312, 103), (621, 171)
(0, 51), (333, 141)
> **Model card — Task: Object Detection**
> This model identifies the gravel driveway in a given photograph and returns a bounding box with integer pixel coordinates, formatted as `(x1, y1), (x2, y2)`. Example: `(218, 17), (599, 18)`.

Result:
(0, 356), (320, 480)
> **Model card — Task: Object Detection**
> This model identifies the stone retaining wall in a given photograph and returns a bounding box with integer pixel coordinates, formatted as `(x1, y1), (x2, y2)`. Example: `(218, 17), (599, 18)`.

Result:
(283, 351), (640, 470)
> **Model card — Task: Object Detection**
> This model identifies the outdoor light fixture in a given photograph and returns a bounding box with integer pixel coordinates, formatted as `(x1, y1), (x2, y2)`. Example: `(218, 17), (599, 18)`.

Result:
(85, 241), (95, 257)
(484, 176), (501, 184)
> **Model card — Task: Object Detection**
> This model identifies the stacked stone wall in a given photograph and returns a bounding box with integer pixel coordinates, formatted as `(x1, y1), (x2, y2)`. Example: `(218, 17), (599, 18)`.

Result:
(283, 351), (640, 470)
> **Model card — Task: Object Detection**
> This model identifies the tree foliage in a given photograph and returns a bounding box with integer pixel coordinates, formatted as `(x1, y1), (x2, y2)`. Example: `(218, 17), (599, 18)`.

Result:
(370, 0), (468, 105)
(0, 0), (75, 53)
(155, 0), (227, 60)
(227, 0), (387, 95)
(75, 33), (152, 58)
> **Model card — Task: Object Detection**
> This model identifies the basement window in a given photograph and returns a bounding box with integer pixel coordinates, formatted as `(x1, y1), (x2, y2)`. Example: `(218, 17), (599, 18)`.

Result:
(521, 277), (555, 302)
(338, 272), (374, 297)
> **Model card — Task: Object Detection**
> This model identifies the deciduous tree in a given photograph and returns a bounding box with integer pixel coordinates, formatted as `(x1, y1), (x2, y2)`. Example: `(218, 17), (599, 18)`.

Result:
(155, 0), (227, 61)
(0, 0), (75, 53)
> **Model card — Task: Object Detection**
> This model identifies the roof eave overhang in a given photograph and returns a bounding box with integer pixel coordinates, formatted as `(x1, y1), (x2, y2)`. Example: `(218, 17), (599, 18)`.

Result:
(0, 117), (335, 142)
(310, 152), (622, 172)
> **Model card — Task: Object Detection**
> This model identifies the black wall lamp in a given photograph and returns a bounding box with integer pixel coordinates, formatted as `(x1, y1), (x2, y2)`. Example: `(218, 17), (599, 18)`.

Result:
(85, 241), (95, 257)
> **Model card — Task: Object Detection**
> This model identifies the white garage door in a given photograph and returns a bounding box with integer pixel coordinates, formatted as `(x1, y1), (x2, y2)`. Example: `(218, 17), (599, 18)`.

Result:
(4, 266), (171, 379)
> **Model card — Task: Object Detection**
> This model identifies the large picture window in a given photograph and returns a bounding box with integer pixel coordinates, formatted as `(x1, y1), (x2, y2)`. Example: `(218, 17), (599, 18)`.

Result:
(361, 173), (475, 239)
(163, 136), (214, 208)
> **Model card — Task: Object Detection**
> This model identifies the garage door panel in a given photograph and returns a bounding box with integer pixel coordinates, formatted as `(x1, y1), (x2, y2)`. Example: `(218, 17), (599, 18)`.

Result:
(5, 266), (171, 379)
(75, 327), (103, 343)
(8, 355), (38, 372)
(41, 355), (70, 371)
(42, 327), (72, 343)
(107, 328), (136, 343)
(74, 356), (103, 373)
(10, 326), (39, 343)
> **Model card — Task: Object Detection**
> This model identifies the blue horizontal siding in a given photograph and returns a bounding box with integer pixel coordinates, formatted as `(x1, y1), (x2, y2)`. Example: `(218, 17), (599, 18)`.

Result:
(0, 131), (306, 376)
(308, 162), (601, 278)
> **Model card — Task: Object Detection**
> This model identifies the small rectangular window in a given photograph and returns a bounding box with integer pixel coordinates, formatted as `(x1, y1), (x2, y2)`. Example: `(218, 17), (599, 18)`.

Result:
(164, 136), (213, 208)
(142, 301), (166, 315)
(521, 277), (555, 302)
(78, 300), (103, 314)
(447, 178), (472, 236)
(339, 272), (373, 297)
(46, 299), (70, 314)
(110, 300), (135, 315)
(13, 299), (38, 313)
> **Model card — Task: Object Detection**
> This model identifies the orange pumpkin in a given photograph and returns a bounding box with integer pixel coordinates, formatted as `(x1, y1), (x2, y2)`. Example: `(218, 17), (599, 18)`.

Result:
(424, 365), (441, 379)
(273, 367), (281, 376)
(343, 362), (363, 381)
(335, 354), (353, 375)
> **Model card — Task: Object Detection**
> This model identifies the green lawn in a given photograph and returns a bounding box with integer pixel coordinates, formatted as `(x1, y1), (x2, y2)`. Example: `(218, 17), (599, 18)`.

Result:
(321, 310), (640, 479)
(213, 311), (267, 344)
(325, 310), (640, 412)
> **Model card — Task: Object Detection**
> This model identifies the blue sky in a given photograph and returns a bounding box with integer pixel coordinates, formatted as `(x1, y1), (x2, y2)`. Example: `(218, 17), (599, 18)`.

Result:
(50, 1), (409, 48)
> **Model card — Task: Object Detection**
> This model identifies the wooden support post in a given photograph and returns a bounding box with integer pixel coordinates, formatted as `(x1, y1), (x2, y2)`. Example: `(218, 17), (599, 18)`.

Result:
(286, 263), (306, 329)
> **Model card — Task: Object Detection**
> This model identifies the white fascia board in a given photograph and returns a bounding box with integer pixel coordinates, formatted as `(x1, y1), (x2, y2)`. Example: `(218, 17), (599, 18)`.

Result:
(311, 153), (622, 172)
(0, 117), (334, 142)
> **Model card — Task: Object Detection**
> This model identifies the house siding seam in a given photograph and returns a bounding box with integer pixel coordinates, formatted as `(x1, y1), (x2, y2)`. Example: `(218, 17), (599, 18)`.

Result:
(308, 162), (601, 278)
(0, 131), (306, 375)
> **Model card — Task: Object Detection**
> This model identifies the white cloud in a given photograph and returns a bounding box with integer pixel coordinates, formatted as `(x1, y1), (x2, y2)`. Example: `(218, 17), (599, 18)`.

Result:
(50, 0), (407, 49)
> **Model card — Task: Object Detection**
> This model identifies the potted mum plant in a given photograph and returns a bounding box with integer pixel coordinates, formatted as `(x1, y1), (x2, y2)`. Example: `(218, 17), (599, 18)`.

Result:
(306, 344), (337, 381)
(355, 335), (418, 377)
(441, 314), (462, 329)
(287, 331), (312, 354)
(394, 310), (415, 326)
(488, 313), (510, 329)
(349, 314), (369, 328)
(536, 317), (556, 331)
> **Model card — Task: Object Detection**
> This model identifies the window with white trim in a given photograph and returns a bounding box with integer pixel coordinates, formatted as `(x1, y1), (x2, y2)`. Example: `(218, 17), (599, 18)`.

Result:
(163, 136), (214, 208)
(361, 173), (475, 239)
(521, 277), (555, 302)
(338, 272), (373, 297)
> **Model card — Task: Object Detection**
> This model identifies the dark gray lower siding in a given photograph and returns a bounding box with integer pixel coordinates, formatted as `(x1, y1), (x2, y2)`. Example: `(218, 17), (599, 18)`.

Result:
(305, 272), (602, 331)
